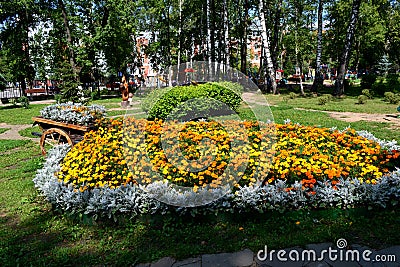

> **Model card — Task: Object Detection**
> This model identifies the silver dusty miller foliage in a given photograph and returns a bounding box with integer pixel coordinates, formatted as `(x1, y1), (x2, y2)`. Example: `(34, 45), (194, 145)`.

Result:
(33, 125), (400, 220)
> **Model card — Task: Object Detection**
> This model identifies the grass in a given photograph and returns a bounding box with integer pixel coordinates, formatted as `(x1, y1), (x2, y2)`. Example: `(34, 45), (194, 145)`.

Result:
(274, 95), (398, 114)
(0, 104), (46, 125)
(107, 110), (147, 119)
(92, 96), (143, 109)
(269, 105), (400, 141)
(0, 140), (399, 265)
(0, 139), (31, 152)
(18, 126), (41, 138)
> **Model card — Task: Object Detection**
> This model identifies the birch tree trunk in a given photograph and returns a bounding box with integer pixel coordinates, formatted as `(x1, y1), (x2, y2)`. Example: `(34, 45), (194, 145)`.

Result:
(271, 0), (282, 70)
(240, 0), (249, 74)
(223, 0), (230, 69)
(258, 0), (277, 94)
(210, 0), (215, 64)
(295, 31), (305, 95)
(334, 0), (361, 96)
(207, 0), (212, 79)
(177, 0), (182, 81)
(311, 0), (324, 92)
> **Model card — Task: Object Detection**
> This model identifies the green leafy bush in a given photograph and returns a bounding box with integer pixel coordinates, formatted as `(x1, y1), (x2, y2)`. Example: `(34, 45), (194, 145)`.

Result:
(91, 90), (101, 100)
(384, 92), (400, 104)
(361, 89), (373, 99)
(17, 96), (30, 109)
(288, 92), (297, 99)
(361, 74), (377, 89)
(54, 94), (62, 104)
(317, 95), (332, 105)
(142, 82), (243, 120)
(357, 95), (368, 104)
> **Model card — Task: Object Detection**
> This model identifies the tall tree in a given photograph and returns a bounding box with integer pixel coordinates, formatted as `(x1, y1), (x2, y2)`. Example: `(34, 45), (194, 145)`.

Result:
(311, 0), (324, 92)
(387, 1), (400, 67)
(58, 0), (77, 79)
(0, 0), (39, 93)
(240, 0), (249, 74)
(334, 0), (362, 95)
(223, 0), (230, 68)
(292, 0), (305, 95)
(258, 0), (277, 94)
(207, 0), (212, 75)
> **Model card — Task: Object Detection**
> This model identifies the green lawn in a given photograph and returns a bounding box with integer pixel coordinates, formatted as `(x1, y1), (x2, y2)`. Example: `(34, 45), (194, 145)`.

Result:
(92, 95), (143, 109)
(265, 94), (399, 114)
(270, 105), (400, 142)
(18, 125), (41, 138)
(0, 104), (46, 124)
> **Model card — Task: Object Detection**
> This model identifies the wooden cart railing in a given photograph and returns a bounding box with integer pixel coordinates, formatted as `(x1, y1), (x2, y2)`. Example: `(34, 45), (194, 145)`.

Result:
(32, 116), (96, 155)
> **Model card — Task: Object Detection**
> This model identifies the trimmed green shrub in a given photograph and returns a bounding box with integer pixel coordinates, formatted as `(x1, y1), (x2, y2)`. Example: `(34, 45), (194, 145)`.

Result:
(288, 92), (297, 99)
(142, 82), (243, 120)
(384, 92), (400, 104)
(54, 94), (62, 104)
(357, 95), (368, 104)
(317, 95), (331, 105)
(17, 96), (30, 109)
(91, 90), (101, 100)
(361, 89), (373, 99)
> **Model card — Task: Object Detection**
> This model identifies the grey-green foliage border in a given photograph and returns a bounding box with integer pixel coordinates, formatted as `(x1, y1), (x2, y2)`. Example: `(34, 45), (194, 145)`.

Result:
(33, 125), (400, 221)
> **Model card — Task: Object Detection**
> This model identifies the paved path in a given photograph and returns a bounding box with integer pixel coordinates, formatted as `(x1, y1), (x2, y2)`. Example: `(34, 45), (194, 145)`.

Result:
(136, 243), (400, 267)
(0, 123), (39, 141)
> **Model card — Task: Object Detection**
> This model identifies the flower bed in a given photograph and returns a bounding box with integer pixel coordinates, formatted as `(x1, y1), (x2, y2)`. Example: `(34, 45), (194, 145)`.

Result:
(40, 102), (106, 125)
(33, 118), (400, 219)
(57, 118), (400, 191)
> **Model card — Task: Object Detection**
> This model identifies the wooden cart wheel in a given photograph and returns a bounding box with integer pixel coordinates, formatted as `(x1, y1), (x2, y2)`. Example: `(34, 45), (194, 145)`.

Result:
(40, 128), (73, 155)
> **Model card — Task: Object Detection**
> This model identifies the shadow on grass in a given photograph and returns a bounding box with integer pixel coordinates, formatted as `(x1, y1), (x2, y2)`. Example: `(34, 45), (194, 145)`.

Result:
(273, 83), (363, 97)
(0, 105), (22, 110)
(2, 202), (400, 266)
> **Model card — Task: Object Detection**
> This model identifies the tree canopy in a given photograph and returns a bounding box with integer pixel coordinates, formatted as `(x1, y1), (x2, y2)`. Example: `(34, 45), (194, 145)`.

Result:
(0, 0), (399, 95)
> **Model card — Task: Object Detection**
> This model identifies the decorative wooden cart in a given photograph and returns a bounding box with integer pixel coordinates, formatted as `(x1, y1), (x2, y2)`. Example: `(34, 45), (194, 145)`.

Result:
(32, 116), (96, 155)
